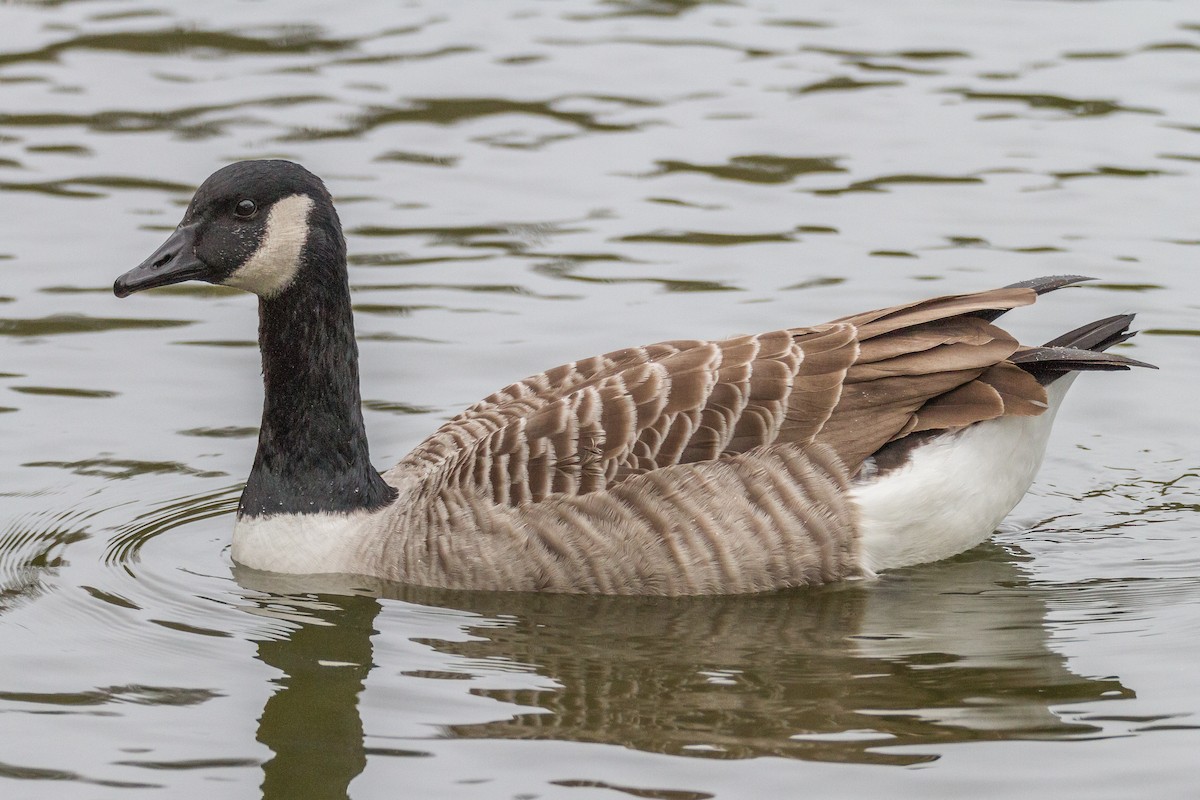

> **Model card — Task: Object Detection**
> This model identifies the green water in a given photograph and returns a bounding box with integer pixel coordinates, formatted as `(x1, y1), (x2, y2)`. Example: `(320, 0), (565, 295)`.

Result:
(1, 1), (1198, 798)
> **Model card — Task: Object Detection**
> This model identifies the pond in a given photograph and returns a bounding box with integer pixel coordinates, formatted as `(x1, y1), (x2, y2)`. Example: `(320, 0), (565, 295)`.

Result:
(1, 1), (1198, 798)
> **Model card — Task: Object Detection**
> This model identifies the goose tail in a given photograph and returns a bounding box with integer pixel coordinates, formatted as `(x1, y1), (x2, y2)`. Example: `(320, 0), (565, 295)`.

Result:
(1011, 313), (1157, 383)
(852, 283), (1154, 575)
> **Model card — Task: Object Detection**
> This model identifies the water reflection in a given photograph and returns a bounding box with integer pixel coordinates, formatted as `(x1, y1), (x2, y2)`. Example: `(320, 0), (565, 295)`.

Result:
(248, 589), (383, 800)
(234, 544), (1131, 795)
(0, 504), (93, 613)
(418, 548), (1131, 765)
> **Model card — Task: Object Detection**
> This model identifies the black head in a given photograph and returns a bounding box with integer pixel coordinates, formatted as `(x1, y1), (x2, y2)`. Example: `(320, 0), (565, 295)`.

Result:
(114, 160), (338, 298)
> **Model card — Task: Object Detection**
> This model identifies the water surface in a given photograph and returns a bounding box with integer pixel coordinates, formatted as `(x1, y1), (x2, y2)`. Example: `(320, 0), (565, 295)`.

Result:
(2, 1), (1198, 798)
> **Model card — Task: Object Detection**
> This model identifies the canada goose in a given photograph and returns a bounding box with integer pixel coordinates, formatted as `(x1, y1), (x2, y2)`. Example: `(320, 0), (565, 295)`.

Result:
(114, 160), (1154, 595)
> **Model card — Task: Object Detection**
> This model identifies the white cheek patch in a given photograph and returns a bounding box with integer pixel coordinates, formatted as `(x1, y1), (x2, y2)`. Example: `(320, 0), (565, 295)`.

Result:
(223, 193), (314, 297)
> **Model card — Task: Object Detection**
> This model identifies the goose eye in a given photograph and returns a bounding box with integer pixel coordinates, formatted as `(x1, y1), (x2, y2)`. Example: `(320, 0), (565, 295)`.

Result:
(234, 199), (257, 218)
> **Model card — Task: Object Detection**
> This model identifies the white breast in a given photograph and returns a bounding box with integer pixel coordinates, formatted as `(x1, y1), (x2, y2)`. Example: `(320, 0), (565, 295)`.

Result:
(852, 375), (1077, 574)
(231, 510), (382, 575)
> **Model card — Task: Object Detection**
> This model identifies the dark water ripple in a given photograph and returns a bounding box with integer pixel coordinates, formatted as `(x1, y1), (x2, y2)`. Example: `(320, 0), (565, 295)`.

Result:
(0, 504), (95, 613)
(948, 89), (1160, 118)
(0, 27), (355, 69)
(0, 759), (159, 790)
(0, 315), (191, 337)
(105, 485), (241, 567)
(652, 155), (846, 183)
(0, 96), (333, 139)
(1, 0), (1199, 796)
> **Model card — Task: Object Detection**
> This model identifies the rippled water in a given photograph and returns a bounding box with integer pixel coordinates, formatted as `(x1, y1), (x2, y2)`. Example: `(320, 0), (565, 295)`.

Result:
(2, 1), (1198, 797)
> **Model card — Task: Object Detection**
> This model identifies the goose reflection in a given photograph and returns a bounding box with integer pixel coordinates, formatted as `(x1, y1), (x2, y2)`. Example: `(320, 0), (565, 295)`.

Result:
(235, 542), (1131, 800)
(236, 583), (384, 800)
(405, 545), (1132, 765)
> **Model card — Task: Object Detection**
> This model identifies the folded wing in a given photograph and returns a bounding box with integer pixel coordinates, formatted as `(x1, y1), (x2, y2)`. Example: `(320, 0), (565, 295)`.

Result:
(392, 284), (1052, 505)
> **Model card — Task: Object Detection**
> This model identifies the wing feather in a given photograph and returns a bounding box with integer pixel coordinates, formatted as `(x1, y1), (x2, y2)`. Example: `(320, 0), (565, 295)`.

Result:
(392, 284), (1061, 506)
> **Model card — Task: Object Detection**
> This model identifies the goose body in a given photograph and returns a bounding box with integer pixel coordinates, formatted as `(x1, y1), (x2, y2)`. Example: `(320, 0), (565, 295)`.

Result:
(114, 160), (1153, 595)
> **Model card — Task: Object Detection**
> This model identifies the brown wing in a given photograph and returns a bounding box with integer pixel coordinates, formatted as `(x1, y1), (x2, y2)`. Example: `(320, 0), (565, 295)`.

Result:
(393, 325), (857, 504)
(816, 286), (1049, 468)
(391, 284), (1049, 505)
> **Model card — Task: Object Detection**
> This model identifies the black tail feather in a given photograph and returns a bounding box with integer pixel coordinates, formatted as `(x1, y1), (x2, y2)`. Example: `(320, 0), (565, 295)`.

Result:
(1043, 313), (1136, 351)
(1004, 274), (1096, 295)
(970, 275), (1094, 321)
(1011, 345), (1156, 371)
(1013, 313), (1156, 383)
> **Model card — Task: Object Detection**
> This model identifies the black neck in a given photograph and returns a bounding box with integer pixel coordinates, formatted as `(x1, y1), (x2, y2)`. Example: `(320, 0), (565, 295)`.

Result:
(239, 215), (396, 518)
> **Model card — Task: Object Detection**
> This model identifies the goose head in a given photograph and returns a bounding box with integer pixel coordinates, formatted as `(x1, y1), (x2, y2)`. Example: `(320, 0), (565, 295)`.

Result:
(114, 160), (340, 299)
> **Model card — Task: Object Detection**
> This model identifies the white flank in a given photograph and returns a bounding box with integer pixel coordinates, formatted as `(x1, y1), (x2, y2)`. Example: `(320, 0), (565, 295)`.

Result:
(223, 193), (314, 297)
(231, 510), (382, 575)
(852, 375), (1078, 574)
